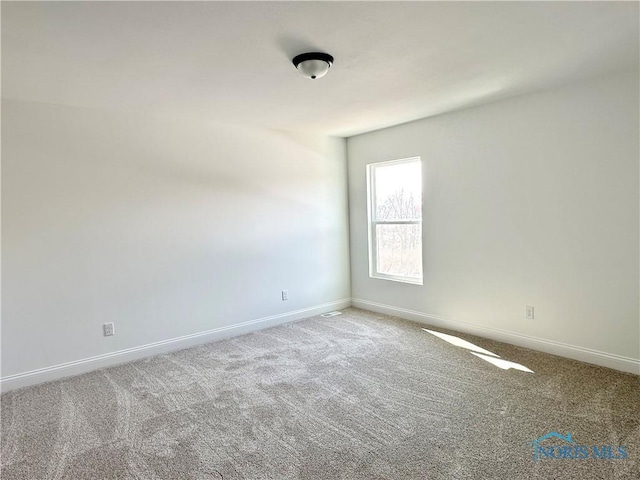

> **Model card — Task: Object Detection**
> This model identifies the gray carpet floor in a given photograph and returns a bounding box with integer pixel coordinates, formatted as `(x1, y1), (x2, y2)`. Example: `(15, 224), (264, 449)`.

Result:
(1, 308), (639, 479)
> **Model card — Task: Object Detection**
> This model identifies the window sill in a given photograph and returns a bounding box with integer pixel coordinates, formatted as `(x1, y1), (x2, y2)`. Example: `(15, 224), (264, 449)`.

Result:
(370, 274), (423, 286)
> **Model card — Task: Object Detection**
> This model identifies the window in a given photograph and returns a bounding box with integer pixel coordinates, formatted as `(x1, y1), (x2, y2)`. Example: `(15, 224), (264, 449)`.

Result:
(367, 157), (423, 284)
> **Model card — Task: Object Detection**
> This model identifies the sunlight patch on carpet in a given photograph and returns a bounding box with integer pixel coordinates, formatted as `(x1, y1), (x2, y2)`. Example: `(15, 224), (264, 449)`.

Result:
(470, 352), (534, 373)
(423, 328), (500, 357)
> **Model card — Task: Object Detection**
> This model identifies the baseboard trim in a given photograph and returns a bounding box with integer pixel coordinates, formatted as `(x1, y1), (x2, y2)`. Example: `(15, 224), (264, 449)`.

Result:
(351, 298), (640, 375)
(0, 298), (352, 393)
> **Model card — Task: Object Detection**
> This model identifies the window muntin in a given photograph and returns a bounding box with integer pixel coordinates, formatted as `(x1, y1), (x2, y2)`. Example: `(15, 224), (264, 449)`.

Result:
(367, 157), (423, 284)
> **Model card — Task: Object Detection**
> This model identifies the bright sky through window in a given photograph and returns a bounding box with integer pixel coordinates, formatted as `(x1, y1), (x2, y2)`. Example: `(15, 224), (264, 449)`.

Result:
(374, 161), (422, 220)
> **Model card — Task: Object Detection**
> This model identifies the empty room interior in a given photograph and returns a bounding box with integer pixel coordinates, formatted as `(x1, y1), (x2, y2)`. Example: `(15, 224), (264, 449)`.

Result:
(1, 1), (639, 479)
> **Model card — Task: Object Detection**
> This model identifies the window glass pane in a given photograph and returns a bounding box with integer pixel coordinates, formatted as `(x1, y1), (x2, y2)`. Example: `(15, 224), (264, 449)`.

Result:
(375, 223), (422, 278)
(374, 161), (421, 221)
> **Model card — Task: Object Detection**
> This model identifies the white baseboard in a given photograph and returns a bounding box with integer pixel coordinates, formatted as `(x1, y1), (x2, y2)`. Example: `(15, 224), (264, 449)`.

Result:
(0, 298), (352, 393)
(4, 297), (636, 392)
(352, 298), (640, 376)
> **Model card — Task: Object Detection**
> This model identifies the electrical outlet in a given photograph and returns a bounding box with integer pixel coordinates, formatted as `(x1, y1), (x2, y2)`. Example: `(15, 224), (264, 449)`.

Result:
(103, 322), (115, 336)
(282, 290), (288, 301)
(526, 305), (534, 320)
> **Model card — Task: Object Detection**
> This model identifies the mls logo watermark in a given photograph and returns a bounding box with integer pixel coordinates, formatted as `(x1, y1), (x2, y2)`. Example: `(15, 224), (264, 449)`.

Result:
(531, 432), (628, 462)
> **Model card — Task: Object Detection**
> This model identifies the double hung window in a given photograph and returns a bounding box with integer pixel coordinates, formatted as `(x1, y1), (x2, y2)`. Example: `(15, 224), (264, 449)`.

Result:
(367, 157), (423, 284)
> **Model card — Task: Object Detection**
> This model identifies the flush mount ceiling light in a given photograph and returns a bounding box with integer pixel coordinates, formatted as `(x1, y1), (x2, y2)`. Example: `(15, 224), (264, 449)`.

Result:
(292, 52), (334, 80)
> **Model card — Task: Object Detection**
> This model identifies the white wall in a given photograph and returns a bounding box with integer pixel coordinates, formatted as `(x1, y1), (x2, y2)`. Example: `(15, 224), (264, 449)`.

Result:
(3, 70), (638, 387)
(348, 71), (639, 372)
(1, 99), (350, 387)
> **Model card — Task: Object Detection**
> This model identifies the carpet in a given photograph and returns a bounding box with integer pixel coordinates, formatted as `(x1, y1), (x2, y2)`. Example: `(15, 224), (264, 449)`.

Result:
(1, 308), (638, 479)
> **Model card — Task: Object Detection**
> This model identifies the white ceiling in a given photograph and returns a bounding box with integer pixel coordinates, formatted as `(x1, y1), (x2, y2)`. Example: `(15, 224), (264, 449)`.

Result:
(3, 1), (638, 137)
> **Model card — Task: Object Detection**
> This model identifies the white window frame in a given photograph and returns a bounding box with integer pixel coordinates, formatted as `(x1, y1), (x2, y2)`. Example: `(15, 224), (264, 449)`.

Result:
(366, 156), (423, 285)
